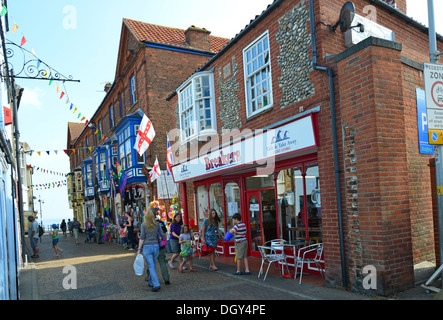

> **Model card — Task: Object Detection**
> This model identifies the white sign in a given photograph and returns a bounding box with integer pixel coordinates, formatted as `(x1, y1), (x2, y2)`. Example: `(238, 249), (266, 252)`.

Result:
(157, 170), (178, 199)
(424, 63), (443, 130)
(171, 114), (317, 183)
(344, 14), (395, 48)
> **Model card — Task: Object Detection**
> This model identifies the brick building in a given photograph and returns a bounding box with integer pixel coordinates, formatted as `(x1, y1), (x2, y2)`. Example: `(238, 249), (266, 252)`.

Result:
(67, 19), (229, 223)
(168, 0), (443, 295)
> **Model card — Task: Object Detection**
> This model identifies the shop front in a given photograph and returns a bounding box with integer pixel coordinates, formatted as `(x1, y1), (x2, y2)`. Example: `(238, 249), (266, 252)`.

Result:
(172, 113), (322, 272)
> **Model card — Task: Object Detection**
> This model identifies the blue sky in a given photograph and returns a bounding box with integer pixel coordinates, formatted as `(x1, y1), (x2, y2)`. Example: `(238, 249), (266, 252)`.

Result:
(5, 0), (442, 224)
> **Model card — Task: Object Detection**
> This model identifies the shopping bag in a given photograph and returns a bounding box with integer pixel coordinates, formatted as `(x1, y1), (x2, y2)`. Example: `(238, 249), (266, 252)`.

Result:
(179, 242), (193, 258)
(133, 253), (144, 276)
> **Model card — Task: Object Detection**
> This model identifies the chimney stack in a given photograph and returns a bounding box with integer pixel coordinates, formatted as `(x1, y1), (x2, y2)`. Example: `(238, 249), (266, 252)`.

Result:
(185, 25), (211, 51)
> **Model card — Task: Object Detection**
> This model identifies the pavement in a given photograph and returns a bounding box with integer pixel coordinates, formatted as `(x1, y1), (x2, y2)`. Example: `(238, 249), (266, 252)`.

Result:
(18, 232), (442, 303)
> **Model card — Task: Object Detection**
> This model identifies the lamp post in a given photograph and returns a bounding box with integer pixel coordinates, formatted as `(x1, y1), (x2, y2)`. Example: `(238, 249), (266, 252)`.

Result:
(38, 195), (44, 229)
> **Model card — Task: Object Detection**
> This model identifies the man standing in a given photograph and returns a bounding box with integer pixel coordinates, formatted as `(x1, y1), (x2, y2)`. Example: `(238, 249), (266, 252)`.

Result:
(94, 212), (104, 244)
(27, 216), (39, 258)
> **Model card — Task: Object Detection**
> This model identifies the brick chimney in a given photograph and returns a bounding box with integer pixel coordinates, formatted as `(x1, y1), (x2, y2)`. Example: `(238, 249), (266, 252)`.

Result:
(185, 25), (211, 51)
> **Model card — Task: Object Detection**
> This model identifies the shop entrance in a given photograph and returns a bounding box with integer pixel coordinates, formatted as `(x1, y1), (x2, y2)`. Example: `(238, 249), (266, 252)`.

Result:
(246, 189), (277, 257)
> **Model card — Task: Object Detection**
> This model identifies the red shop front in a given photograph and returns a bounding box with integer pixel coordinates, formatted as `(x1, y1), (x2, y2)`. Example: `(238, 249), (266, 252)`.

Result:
(172, 113), (324, 274)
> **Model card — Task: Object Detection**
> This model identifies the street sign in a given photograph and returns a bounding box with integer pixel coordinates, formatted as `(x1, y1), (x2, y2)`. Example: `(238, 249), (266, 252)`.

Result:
(424, 63), (443, 144)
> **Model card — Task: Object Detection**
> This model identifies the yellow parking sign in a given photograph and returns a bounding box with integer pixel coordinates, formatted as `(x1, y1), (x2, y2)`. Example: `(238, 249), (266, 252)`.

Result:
(428, 129), (443, 144)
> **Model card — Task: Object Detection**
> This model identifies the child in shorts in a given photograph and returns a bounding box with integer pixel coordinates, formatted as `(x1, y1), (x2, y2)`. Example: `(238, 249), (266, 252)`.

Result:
(50, 224), (63, 258)
(119, 224), (128, 249)
(228, 213), (250, 275)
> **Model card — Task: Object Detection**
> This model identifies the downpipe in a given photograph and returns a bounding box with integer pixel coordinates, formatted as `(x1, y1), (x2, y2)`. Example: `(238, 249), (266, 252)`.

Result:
(308, 0), (348, 288)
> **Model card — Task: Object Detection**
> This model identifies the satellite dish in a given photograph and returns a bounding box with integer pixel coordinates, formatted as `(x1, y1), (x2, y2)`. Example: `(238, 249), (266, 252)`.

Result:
(331, 1), (356, 32)
(338, 2), (356, 32)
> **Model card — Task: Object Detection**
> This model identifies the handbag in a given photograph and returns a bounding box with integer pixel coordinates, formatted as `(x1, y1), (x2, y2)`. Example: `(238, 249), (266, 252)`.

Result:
(201, 244), (214, 256)
(133, 253), (144, 276)
(179, 241), (193, 257)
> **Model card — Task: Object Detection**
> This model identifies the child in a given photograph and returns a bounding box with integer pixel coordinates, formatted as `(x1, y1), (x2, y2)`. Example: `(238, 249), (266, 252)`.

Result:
(119, 224), (128, 249)
(178, 225), (197, 273)
(50, 224), (63, 258)
(229, 213), (250, 275)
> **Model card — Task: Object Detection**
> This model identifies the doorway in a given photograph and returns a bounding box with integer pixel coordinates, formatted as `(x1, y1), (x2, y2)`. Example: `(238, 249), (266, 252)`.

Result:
(246, 189), (277, 257)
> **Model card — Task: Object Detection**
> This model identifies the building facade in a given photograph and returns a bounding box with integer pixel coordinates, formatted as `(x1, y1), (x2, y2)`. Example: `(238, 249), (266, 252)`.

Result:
(67, 19), (229, 223)
(168, 0), (443, 296)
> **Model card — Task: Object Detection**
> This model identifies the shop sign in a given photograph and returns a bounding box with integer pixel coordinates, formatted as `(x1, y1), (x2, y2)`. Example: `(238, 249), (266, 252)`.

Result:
(424, 63), (443, 144)
(344, 14), (394, 48)
(171, 114), (317, 182)
(416, 88), (434, 154)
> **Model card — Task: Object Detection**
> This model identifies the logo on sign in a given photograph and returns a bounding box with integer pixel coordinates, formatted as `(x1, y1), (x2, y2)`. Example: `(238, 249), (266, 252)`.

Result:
(431, 81), (443, 107)
(432, 131), (439, 142)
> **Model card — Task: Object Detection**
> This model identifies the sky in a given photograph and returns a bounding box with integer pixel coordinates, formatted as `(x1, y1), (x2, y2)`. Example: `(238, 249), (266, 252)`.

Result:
(5, 0), (443, 225)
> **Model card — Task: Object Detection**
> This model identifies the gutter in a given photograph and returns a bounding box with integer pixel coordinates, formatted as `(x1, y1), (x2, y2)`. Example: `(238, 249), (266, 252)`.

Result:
(308, 0), (347, 288)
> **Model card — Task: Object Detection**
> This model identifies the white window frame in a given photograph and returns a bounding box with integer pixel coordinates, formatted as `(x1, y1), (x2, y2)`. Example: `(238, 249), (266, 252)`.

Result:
(130, 75), (137, 105)
(243, 30), (273, 118)
(177, 71), (216, 142)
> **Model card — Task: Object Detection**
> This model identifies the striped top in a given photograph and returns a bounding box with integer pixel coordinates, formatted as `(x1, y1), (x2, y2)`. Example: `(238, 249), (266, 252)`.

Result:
(232, 222), (247, 243)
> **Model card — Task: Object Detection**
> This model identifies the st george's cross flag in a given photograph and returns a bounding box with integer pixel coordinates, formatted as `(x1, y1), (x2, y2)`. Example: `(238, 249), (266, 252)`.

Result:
(166, 135), (174, 176)
(149, 156), (162, 183)
(134, 114), (155, 155)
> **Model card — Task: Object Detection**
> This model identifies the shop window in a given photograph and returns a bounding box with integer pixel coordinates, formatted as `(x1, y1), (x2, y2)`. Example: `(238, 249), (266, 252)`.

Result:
(306, 165), (322, 243)
(276, 164), (322, 245)
(277, 168), (303, 245)
(196, 185), (208, 229)
(245, 174), (274, 190)
(209, 183), (225, 234)
(224, 182), (240, 229)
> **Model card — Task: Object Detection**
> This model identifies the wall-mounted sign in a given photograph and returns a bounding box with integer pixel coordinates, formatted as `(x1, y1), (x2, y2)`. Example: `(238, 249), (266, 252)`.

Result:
(171, 114), (318, 183)
(424, 63), (443, 145)
(344, 14), (395, 48)
(416, 88), (434, 154)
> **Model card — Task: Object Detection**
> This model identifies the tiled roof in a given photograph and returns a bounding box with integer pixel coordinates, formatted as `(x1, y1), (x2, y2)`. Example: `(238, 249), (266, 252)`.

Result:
(68, 122), (85, 143)
(123, 18), (229, 53)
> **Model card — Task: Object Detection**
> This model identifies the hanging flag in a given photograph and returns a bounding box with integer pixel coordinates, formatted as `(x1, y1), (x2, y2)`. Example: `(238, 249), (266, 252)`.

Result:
(49, 78), (53, 86)
(20, 36), (27, 47)
(149, 157), (161, 183)
(166, 135), (174, 176)
(115, 160), (127, 196)
(12, 23), (17, 34)
(1, 5), (7, 17)
(134, 114), (155, 156)
(60, 92), (65, 99)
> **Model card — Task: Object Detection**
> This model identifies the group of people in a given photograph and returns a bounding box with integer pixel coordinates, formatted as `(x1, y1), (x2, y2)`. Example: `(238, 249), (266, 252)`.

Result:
(27, 205), (251, 292)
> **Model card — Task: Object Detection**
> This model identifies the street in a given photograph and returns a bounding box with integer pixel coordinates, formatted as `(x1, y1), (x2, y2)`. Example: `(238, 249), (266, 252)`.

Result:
(21, 232), (323, 301)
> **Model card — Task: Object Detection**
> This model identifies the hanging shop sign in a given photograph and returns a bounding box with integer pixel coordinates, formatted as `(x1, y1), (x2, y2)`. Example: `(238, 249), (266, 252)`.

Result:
(171, 114), (318, 183)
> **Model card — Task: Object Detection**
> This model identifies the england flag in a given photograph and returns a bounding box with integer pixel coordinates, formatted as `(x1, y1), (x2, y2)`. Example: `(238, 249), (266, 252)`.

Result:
(149, 157), (161, 183)
(134, 114), (155, 155)
(166, 135), (174, 176)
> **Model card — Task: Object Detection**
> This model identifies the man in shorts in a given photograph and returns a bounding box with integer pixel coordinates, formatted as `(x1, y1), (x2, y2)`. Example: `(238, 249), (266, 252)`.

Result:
(228, 213), (250, 275)
(27, 216), (39, 258)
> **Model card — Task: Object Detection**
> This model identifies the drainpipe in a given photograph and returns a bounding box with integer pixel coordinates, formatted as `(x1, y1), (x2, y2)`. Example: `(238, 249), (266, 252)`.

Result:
(308, 0), (347, 288)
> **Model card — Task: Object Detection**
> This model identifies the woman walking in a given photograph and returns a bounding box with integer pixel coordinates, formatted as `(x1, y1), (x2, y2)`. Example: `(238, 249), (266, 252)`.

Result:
(125, 212), (135, 250)
(168, 212), (183, 269)
(202, 209), (223, 271)
(137, 210), (165, 292)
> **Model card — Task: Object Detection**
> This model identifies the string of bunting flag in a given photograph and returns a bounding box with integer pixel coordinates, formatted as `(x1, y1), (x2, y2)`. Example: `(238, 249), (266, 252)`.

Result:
(30, 141), (118, 157)
(30, 180), (67, 191)
(28, 164), (67, 177)
(4, 8), (105, 134)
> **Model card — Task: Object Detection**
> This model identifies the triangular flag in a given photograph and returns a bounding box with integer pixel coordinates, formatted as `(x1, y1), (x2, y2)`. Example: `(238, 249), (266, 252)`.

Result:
(60, 92), (65, 99)
(20, 36), (26, 47)
(1, 6), (7, 17)
(64, 150), (68, 154)
(77, 112), (81, 118)
(37, 151), (41, 156)
(81, 116), (85, 121)
(73, 107), (77, 113)
(30, 48), (36, 58)
(46, 151), (50, 155)
(49, 78), (53, 86)
(12, 23), (17, 34)
(56, 86), (60, 93)
(43, 70), (49, 78)
(70, 103), (73, 110)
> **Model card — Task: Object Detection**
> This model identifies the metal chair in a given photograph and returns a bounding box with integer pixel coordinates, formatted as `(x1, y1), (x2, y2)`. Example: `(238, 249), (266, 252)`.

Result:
(294, 243), (324, 284)
(258, 241), (290, 281)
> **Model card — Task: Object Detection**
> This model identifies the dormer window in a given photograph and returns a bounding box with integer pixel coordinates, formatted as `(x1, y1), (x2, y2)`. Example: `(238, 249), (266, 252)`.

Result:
(178, 71), (216, 141)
